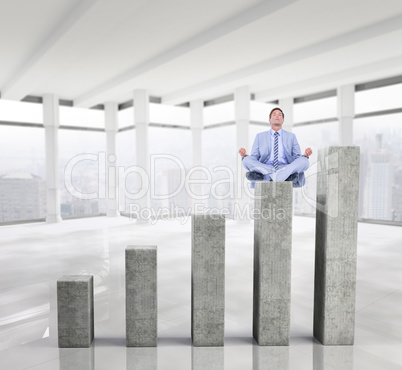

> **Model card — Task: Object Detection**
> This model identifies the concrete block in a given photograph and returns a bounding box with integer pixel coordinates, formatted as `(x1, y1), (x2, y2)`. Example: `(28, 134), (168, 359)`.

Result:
(314, 146), (360, 345)
(191, 214), (225, 347)
(57, 275), (94, 348)
(126, 246), (157, 347)
(253, 181), (293, 346)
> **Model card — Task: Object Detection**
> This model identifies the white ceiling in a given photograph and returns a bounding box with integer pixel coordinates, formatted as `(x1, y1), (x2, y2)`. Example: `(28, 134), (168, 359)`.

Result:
(1, 0), (402, 108)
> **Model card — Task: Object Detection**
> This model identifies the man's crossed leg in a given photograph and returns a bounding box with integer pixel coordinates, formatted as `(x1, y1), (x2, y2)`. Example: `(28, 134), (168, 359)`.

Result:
(243, 156), (309, 182)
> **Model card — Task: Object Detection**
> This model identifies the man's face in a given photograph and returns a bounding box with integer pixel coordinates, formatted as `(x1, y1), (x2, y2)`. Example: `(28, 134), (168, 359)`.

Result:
(269, 110), (284, 125)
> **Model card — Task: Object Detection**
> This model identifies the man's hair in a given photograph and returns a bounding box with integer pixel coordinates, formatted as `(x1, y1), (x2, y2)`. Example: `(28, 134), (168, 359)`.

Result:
(269, 107), (284, 119)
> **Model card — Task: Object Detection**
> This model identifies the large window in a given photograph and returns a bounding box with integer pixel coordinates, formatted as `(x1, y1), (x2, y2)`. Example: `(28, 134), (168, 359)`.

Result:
(250, 101), (276, 122)
(354, 113), (402, 221)
(149, 103), (189, 127)
(59, 130), (106, 218)
(204, 101), (235, 126)
(355, 83), (402, 114)
(148, 126), (192, 213)
(294, 96), (337, 123)
(203, 125), (237, 212)
(0, 99), (42, 123)
(59, 106), (104, 129)
(0, 125), (46, 222)
(292, 121), (339, 215)
(118, 107), (134, 129)
(116, 129), (136, 213)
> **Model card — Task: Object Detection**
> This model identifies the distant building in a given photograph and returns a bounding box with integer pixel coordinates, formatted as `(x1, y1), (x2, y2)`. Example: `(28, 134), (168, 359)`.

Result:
(367, 134), (393, 220)
(0, 173), (46, 222)
(391, 166), (402, 221)
(60, 198), (99, 218)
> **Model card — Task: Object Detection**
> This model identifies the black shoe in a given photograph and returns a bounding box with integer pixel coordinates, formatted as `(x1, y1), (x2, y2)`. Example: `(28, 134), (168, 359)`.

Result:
(246, 171), (264, 181)
(285, 173), (298, 182)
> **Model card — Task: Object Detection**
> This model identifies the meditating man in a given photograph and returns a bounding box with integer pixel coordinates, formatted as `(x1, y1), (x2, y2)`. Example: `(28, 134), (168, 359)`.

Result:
(238, 107), (312, 188)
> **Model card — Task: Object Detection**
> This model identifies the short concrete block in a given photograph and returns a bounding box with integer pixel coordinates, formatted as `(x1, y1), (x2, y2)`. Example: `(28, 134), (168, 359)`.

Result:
(57, 275), (94, 348)
(191, 214), (225, 347)
(126, 246), (157, 347)
(253, 181), (293, 346)
(313, 146), (360, 345)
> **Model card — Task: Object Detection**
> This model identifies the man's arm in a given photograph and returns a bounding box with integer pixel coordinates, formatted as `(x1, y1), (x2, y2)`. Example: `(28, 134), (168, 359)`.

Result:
(292, 135), (312, 158)
(239, 134), (261, 160)
(291, 135), (302, 158)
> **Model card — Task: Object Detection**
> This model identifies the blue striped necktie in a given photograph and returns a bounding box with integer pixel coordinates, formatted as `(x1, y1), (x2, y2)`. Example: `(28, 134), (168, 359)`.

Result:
(273, 131), (279, 170)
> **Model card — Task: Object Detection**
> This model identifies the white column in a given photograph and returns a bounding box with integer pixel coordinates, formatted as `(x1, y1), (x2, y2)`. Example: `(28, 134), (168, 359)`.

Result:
(43, 94), (62, 223)
(279, 97), (294, 132)
(134, 90), (150, 218)
(190, 100), (203, 167)
(190, 100), (204, 212)
(105, 102), (120, 217)
(235, 86), (250, 220)
(337, 85), (354, 146)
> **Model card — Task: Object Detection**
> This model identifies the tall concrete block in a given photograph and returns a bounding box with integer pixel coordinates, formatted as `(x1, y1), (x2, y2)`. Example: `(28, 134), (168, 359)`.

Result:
(191, 214), (225, 347)
(314, 146), (360, 345)
(126, 246), (157, 347)
(253, 181), (293, 346)
(57, 275), (94, 348)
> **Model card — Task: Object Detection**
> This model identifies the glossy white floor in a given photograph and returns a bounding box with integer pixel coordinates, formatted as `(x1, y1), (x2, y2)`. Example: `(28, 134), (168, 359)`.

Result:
(0, 215), (401, 370)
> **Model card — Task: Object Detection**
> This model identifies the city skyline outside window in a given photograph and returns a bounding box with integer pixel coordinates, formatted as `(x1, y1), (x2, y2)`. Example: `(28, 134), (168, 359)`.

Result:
(59, 130), (106, 218)
(202, 125), (237, 213)
(148, 126), (192, 214)
(0, 125), (46, 222)
(354, 113), (402, 221)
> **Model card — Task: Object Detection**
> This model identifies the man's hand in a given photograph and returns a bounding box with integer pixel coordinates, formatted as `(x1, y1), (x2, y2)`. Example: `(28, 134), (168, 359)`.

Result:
(239, 148), (247, 158)
(304, 147), (312, 157)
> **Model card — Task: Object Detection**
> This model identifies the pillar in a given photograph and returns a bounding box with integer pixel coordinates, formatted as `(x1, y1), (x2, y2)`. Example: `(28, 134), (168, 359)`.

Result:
(235, 86), (250, 220)
(57, 275), (94, 348)
(190, 100), (205, 210)
(126, 246), (157, 347)
(134, 90), (150, 218)
(43, 94), (62, 223)
(191, 100), (203, 167)
(191, 214), (225, 346)
(105, 102), (120, 217)
(279, 97), (294, 132)
(253, 181), (293, 346)
(313, 146), (360, 345)
(337, 85), (354, 146)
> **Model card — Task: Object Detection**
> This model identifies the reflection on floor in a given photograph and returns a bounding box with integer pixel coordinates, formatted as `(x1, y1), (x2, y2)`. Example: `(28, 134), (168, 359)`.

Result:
(0, 216), (401, 370)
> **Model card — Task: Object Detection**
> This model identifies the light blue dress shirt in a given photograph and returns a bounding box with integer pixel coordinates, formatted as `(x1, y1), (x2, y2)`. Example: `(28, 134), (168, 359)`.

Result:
(266, 129), (288, 165)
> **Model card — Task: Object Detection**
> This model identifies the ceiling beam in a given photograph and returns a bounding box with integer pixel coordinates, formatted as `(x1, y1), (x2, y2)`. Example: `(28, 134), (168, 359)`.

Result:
(254, 55), (402, 102)
(161, 14), (402, 105)
(73, 0), (298, 108)
(1, 0), (99, 101)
